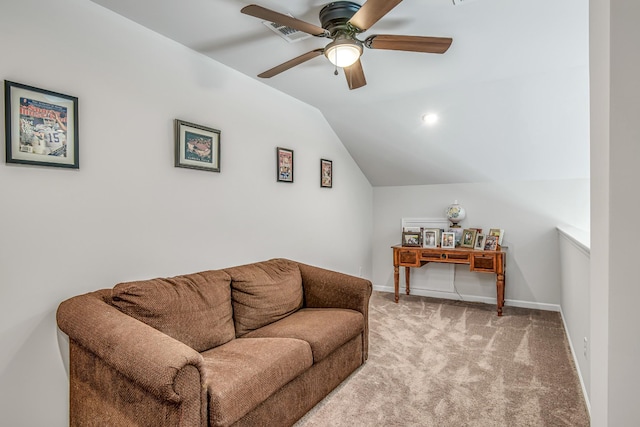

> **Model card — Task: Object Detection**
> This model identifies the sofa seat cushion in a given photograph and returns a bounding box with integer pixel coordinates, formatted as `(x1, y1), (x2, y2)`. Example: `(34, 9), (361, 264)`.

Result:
(242, 308), (364, 363)
(224, 258), (303, 337)
(111, 270), (234, 353)
(201, 337), (313, 427)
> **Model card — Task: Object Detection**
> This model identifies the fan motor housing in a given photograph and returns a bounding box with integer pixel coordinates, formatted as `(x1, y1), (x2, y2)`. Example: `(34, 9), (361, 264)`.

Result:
(319, 1), (361, 35)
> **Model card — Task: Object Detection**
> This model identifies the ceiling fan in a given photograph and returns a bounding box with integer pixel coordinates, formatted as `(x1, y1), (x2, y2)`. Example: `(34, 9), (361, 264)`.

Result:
(241, 0), (453, 90)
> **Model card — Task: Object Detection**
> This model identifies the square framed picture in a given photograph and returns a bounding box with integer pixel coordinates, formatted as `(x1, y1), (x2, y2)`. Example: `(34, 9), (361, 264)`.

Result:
(461, 229), (477, 248)
(320, 158), (332, 188)
(422, 228), (438, 248)
(276, 147), (294, 183)
(175, 119), (220, 172)
(402, 231), (422, 247)
(441, 231), (456, 249)
(5, 80), (79, 169)
(474, 233), (486, 250)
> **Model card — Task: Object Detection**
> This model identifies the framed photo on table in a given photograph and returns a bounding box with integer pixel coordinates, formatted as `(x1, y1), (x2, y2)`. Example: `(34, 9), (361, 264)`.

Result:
(276, 147), (294, 183)
(175, 119), (220, 172)
(461, 229), (477, 248)
(474, 233), (486, 250)
(484, 235), (499, 251)
(402, 231), (422, 247)
(5, 80), (79, 169)
(320, 158), (332, 188)
(441, 231), (456, 249)
(422, 228), (438, 248)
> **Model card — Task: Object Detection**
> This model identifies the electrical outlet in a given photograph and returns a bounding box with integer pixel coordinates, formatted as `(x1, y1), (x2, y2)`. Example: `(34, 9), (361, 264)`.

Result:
(583, 337), (588, 358)
(358, 266), (363, 277)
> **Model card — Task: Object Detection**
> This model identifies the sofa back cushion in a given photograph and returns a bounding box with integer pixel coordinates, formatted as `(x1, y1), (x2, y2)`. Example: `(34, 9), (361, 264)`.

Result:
(111, 269), (234, 352)
(224, 258), (303, 337)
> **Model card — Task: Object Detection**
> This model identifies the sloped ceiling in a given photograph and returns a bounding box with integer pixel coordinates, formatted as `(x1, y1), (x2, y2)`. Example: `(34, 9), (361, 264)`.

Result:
(89, 0), (590, 186)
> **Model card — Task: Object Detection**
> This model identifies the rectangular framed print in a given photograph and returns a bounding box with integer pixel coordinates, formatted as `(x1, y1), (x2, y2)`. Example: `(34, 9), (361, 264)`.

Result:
(5, 80), (79, 168)
(175, 119), (220, 172)
(460, 229), (477, 248)
(277, 147), (293, 183)
(320, 158), (332, 188)
(441, 231), (456, 249)
(422, 229), (438, 248)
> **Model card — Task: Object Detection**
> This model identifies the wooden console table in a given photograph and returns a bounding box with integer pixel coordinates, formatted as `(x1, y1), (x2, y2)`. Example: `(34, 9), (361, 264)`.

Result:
(392, 245), (506, 316)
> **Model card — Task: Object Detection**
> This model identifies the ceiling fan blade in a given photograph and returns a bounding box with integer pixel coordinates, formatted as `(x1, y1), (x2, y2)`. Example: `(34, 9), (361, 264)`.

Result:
(258, 49), (325, 78)
(241, 4), (328, 37)
(365, 35), (452, 54)
(348, 0), (403, 32)
(344, 59), (367, 90)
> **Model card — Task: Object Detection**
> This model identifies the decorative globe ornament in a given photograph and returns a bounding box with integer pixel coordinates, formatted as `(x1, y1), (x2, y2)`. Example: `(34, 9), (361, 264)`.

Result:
(445, 200), (466, 228)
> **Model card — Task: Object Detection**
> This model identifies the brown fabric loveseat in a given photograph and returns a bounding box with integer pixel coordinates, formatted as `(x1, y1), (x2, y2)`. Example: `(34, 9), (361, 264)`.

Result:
(56, 258), (372, 427)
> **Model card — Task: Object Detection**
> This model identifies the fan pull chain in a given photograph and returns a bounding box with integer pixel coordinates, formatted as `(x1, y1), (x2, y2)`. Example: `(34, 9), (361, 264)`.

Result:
(334, 64), (338, 76)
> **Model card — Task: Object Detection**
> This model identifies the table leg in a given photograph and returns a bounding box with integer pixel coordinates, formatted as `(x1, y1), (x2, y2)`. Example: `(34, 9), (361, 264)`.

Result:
(496, 273), (505, 316)
(405, 267), (411, 295)
(394, 265), (399, 303)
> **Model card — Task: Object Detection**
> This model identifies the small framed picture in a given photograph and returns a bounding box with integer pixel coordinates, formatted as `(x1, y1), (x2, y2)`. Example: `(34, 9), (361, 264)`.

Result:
(449, 227), (464, 246)
(460, 229), (477, 248)
(474, 233), (486, 250)
(276, 147), (294, 183)
(422, 229), (438, 248)
(5, 80), (79, 169)
(175, 119), (220, 172)
(489, 228), (504, 245)
(402, 231), (422, 247)
(320, 158), (332, 188)
(484, 235), (499, 251)
(441, 231), (456, 249)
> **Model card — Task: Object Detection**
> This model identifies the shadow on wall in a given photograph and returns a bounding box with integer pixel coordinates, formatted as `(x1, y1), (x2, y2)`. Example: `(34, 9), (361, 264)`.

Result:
(0, 308), (68, 425)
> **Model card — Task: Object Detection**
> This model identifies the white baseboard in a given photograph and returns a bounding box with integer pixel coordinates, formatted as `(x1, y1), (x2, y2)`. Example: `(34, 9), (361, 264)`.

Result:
(373, 285), (561, 312)
(559, 307), (592, 417)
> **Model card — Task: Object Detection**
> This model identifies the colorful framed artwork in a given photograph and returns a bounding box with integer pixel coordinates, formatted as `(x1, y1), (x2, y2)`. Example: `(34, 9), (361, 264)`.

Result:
(5, 80), (79, 169)
(484, 235), (499, 251)
(489, 228), (504, 245)
(320, 158), (332, 188)
(441, 231), (456, 249)
(277, 147), (294, 183)
(175, 119), (220, 172)
(461, 229), (477, 248)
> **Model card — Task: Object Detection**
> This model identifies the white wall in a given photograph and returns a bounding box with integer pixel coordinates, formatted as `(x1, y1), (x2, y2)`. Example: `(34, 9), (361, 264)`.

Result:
(589, 0), (610, 425)
(557, 226), (591, 409)
(590, 1), (640, 425)
(0, 1), (372, 425)
(607, 1), (640, 425)
(372, 180), (590, 308)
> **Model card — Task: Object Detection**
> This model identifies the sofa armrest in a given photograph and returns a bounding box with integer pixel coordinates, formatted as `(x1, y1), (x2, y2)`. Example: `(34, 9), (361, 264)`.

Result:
(56, 290), (205, 405)
(297, 262), (372, 360)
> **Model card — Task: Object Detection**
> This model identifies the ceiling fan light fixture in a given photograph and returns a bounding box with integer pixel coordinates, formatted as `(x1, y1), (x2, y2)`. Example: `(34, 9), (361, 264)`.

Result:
(324, 38), (363, 68)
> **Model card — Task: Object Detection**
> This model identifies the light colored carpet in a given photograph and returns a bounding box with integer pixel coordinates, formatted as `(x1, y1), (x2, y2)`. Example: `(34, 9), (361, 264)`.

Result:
(295, 291), (590, 426)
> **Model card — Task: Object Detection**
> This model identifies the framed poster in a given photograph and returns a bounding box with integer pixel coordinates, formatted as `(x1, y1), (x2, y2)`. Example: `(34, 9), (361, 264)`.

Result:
(175, 119), (220, 172)
(320, 158), (332, 188)
(277, 147), (293, 183)
(4, 80), (79, 168)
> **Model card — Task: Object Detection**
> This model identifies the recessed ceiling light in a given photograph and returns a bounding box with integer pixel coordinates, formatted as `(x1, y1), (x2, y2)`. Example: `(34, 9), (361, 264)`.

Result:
(421, 113), (439, 125)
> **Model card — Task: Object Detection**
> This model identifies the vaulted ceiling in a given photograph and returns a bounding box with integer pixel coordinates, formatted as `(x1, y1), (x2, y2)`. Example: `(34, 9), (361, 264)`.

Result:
(89, 0), (590, 186)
